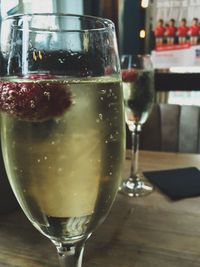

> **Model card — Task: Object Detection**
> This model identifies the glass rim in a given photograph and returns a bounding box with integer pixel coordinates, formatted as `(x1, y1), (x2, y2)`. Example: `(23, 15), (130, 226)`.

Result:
(3, 13), (115, 33)
(121, 54), (151, 58)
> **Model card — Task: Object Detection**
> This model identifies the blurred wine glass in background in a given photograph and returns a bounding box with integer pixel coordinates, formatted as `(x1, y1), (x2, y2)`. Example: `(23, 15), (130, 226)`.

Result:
(120, 54), (155, 197)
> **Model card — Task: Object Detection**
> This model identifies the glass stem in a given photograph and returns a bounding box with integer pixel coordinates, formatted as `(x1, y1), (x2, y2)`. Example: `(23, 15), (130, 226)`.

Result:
(56, 242), (85, 267)
(130, 123), (141, 180)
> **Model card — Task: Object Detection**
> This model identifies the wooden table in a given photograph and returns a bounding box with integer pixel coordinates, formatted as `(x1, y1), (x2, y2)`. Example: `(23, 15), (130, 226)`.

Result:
(0, 151), (200, 267)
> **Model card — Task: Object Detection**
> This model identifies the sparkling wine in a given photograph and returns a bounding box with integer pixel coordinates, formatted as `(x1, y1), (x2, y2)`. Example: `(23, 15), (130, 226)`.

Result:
(122, 70), (154, 130)
(1, 76), (124, 243)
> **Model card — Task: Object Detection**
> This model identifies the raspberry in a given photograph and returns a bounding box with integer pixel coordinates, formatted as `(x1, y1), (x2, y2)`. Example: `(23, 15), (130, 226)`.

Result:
(25, 73), (56, 80)
(0, 78), (72, 122)
(121, 69), (138, 83)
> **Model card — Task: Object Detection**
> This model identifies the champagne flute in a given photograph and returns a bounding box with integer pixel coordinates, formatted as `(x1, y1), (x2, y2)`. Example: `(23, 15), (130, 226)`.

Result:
(120, 55), (154, 197)
(0, 14), (125, 267)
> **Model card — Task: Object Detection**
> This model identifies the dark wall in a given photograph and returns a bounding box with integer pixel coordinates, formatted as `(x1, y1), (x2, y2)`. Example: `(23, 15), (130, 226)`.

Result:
(84, 0), (101, 16)
(83, 0), (145, 56)
(122, 0), (144, 55)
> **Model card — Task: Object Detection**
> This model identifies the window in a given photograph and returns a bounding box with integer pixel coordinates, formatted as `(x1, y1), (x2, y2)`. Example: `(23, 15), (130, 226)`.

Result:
(168, 91), (200, 106)
(1, 0), (83, 17)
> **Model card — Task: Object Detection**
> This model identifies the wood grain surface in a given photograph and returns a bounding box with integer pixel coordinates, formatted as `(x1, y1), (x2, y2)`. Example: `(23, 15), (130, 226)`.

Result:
(0, 150), (200, 267)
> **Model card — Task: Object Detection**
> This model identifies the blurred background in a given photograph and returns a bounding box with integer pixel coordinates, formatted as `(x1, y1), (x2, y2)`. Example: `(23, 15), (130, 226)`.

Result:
(0, 0), (149, 55)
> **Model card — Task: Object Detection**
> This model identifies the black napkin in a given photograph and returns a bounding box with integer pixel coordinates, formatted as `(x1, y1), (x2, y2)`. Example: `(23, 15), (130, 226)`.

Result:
(144, 167), (200, 200)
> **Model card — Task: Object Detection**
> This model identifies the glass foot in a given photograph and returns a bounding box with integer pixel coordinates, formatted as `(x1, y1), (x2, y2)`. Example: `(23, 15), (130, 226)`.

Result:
(119, 176), (153, 197)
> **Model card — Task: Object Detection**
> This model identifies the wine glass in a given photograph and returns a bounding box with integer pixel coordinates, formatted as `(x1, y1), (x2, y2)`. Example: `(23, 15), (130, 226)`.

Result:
(120, 55), (154, 197)
(0, 14), (125, 267)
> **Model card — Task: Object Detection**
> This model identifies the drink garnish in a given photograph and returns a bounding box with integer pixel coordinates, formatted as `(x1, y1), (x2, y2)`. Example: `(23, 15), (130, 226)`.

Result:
(121, 69), (138, 82)
(0, 75), (72, 122)
(25, 73), (56, 80)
